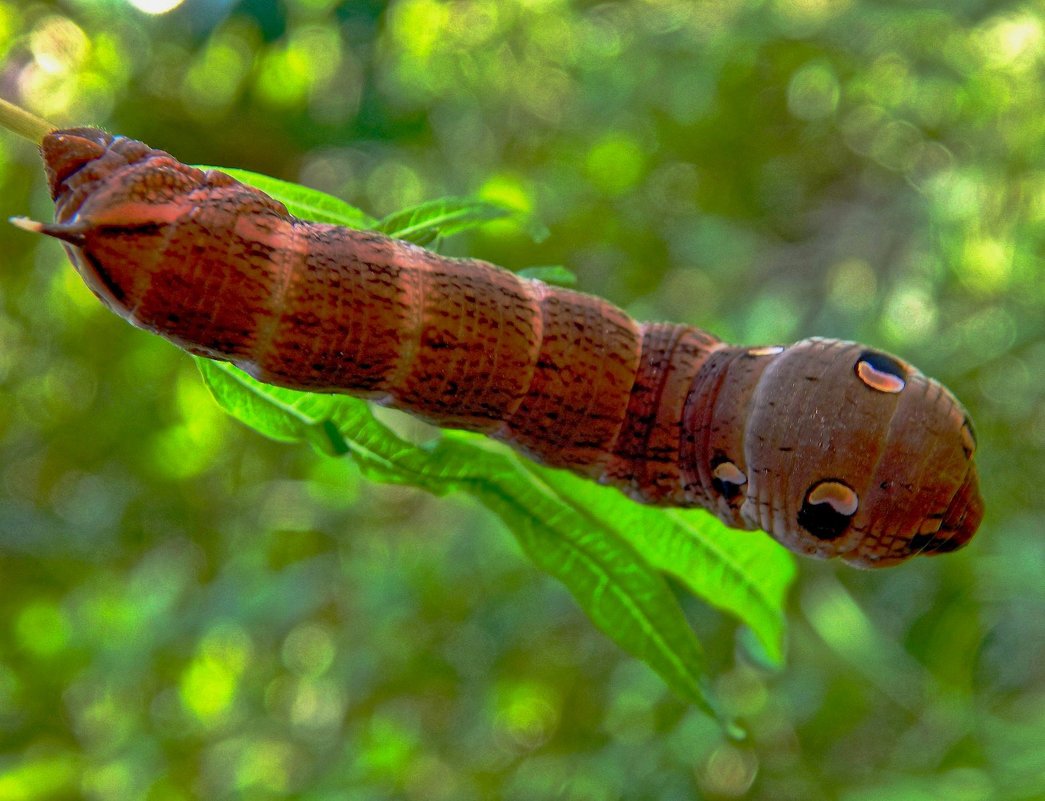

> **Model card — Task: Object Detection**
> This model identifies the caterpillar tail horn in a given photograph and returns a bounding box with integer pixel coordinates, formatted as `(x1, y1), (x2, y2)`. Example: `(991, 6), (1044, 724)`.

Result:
(10, 216), (87, 247)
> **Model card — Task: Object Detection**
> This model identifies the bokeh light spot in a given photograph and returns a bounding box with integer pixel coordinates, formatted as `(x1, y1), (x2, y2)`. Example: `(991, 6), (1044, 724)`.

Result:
(15, 600), (71, 658)
(960, 236), (1014, 294)
(255, 45), (311, 109)
(495, 681), (560, 749)
(150, 369), (226, 479)
(586, 133), (646, 196)
(883, 284), (937, 344)
(743, 292), (800, 344)
(978, 13), (1043, 69)
(0, 4), (18, 49)
(697, 744), (759, 797)
(288, 677), (344, 734)
(828, 258), (877, 313)
(870, 119), (923, 173)
(80, 760), (137, 801)
(235, 739), (296, 793)
(958, 306), (1017, 365)
(29, 15), (88, 74)
(182, 38), (249, 116)
(773, 0), (853, 33)
(180, 625), (252, 725)
(0, 755), (79, 800)
(787, 60), (840, 120)
(366, 160), (425, 216)
(282, 622), (336, 677)
(480, 174), (534, 215)
(478, 173), (539, 239)
(79, 587), (146, 650)
(361, 715), (420, 779)
(390, 0), (450, 60)
(126, 0), (186, 13)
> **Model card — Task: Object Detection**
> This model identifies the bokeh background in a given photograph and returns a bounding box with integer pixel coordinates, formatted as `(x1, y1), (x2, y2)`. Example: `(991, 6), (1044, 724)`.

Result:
(0, 1), (1042, 799)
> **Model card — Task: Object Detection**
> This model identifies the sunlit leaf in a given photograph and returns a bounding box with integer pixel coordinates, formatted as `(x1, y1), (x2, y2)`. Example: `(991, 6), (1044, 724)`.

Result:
(375, 196), (515, 245)
(194, 166), (377, 229)
(517, 265), (578, 287)
(525, 465), (794, 665)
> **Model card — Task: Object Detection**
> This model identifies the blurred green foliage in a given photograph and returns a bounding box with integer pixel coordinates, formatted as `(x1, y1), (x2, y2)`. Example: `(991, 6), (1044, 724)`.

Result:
(0, 1), (1042, 800)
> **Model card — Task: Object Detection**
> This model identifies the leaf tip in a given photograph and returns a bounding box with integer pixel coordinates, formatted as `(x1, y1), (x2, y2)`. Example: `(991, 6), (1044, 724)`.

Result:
(724, 719), (748, 742)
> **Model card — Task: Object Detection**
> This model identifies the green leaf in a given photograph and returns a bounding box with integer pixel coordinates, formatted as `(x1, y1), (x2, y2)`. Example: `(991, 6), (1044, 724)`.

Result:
(193, 166), (377, 229)
(524, 465), (794, 665)
(195, 359), (742, 724)
(516, 265), (578, 287)
(195, 358), (337, 449)
(375, 196), (515, 245)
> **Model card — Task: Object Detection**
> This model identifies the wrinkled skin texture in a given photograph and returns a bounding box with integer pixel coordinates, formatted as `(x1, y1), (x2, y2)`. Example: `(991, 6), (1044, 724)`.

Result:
(27, 128), (983, 567)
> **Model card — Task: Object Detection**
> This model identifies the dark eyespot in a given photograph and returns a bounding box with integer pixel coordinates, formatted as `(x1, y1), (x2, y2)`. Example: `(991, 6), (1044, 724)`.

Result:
(710, 457), (747, 501)
(960, 415), (977, 459)
(746, 345), (785, 357)
(798, 479), (859, 541)
(855, 350), (907, 393)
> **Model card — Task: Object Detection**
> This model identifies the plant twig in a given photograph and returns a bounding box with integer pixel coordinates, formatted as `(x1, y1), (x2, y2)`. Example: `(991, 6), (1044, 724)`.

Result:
(0, 97), (57, 144)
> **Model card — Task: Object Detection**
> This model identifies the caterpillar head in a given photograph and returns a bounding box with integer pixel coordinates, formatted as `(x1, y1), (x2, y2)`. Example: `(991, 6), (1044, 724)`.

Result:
(703, 338), (983, 568)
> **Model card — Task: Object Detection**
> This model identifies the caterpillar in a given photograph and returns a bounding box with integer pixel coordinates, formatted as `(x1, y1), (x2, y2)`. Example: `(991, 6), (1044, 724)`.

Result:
(13, 127), (983, 567)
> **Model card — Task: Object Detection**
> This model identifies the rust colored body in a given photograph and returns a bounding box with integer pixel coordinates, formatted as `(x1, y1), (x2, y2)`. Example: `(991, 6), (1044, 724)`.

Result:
(25, 128), (983, 567)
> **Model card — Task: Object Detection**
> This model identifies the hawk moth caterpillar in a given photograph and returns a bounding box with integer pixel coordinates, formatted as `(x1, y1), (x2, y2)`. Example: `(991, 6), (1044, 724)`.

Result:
(13, 127), (984, 567)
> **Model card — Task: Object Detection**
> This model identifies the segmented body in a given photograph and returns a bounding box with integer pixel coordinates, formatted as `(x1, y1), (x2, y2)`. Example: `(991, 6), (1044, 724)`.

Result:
(26, 128), (984, 567)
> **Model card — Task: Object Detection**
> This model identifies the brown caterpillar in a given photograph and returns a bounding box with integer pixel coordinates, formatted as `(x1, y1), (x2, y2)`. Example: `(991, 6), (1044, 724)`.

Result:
(13, 128), (983, 567)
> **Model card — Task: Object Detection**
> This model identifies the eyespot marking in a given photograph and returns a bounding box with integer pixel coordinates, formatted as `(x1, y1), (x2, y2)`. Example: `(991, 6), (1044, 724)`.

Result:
(710, 458), (747, 501)
(855, 350), (907, 393)
(798, 479), (858, 541)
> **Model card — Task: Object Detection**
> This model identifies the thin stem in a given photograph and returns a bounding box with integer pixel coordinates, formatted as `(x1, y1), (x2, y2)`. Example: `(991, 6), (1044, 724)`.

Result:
(0, 97), (57, 144)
